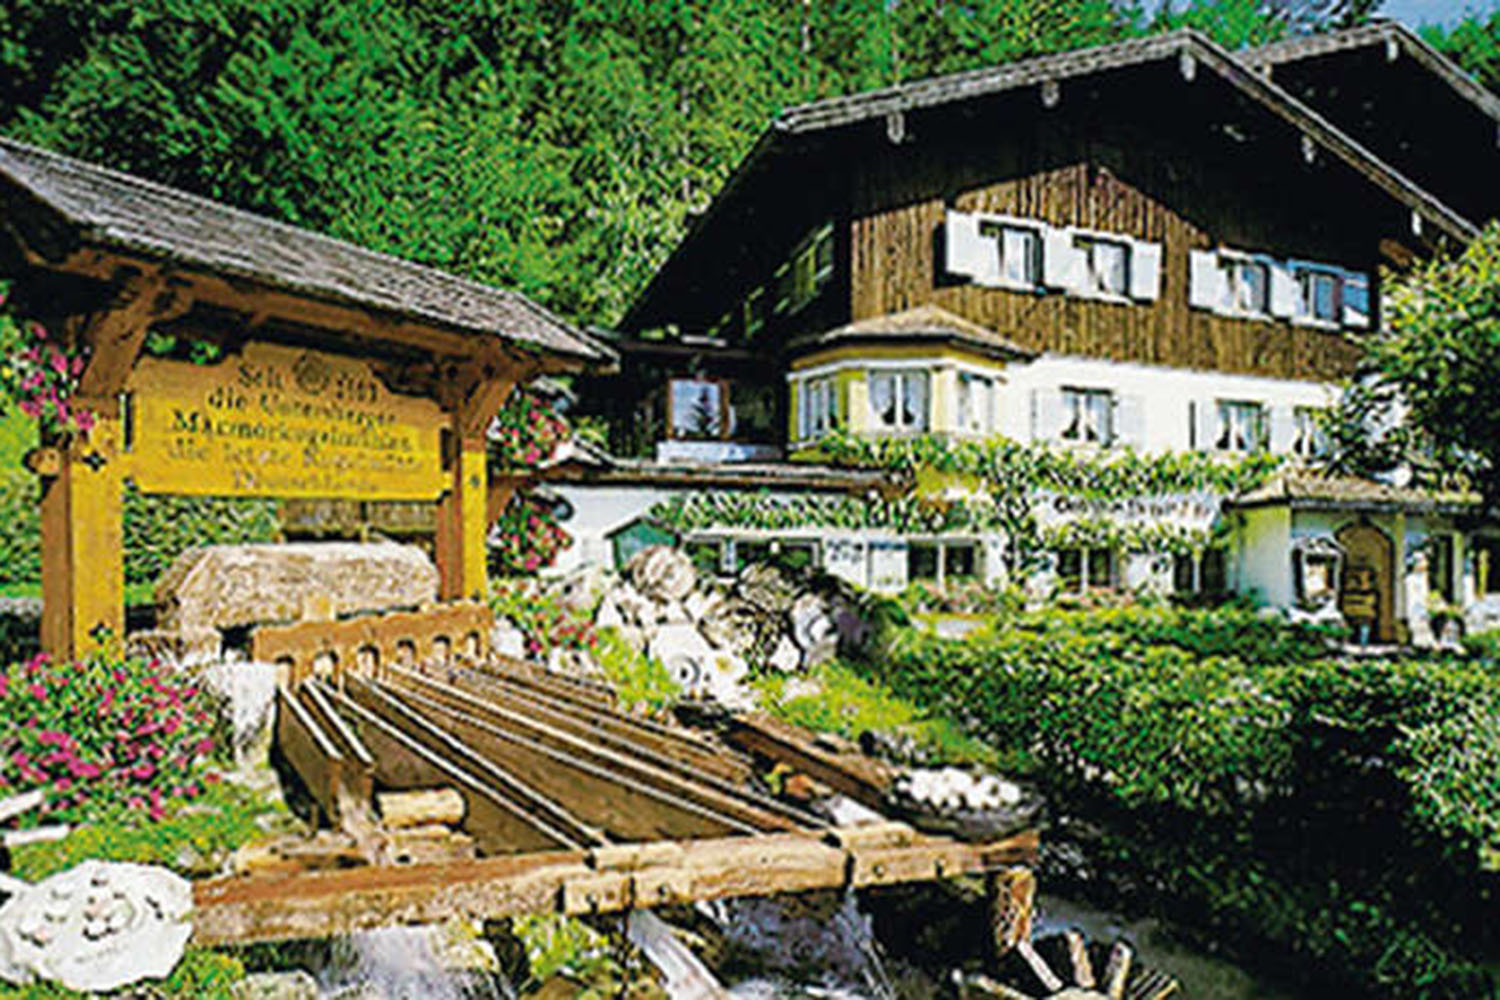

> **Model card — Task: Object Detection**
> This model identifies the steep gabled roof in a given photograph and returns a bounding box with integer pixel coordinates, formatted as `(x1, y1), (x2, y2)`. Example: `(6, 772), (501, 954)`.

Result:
(1245, 21), (1500, 128)
(1244, 21), (1500, 228)
(0, 137), (612, 365)
(788, 306), (1035, 363)
(624, 28), (1477, 334)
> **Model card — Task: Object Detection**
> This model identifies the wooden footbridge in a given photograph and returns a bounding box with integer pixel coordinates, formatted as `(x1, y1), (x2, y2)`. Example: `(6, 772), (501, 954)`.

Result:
(189, 602), (1037, 949)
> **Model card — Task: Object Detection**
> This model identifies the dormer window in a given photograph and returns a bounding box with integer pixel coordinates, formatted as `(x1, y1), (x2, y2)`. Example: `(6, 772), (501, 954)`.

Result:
(1075, 235), (1130, 297)
(868, 369), (929, 431)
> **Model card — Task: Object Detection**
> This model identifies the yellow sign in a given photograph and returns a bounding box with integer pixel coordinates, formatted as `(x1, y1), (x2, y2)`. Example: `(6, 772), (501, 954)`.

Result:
(125, 343), (448, 500)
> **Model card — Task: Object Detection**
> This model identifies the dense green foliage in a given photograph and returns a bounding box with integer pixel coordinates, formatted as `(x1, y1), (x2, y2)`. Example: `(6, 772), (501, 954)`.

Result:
(1340, 223), (1500, 505)
(1427, 11), (1500, 95)
(0, 0), (1390, 332)
(856, 603), (1500, 997)
(0, 470), (277, 588)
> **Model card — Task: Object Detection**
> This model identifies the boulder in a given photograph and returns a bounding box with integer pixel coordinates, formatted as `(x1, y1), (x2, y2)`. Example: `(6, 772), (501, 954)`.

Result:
(736, 563), (798, 615)
(696, 597), (760, 655)
(647, 624), (718, 693)
(233, 972), (320, 1000)
(683, 590), (715, 622)
(788, 593), (838, 667)
(491, 620), (528, 660)
(196, 658), (280, 766)
(624, 546), (697, 604)
(156, 542), (439, 632)
(767, 635), (802, 673)
(610, 584), (656, 629)
(0, 861), (193, 992)
(594, 596), (625, 630)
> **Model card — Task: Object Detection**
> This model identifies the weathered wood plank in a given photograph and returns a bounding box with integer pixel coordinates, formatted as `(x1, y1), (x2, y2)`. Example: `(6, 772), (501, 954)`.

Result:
(191, 828), (1038, 947)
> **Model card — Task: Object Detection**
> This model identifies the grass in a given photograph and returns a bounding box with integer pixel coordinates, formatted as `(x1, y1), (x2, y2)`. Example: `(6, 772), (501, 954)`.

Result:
(0, 581), (156, 605)
(595, 626), (679, 711)
(753, 659), (1003, 769)
(1, 779), (293, 1000)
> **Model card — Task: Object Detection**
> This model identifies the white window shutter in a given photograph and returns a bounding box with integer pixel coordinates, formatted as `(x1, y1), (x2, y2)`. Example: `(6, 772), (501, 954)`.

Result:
(1031, 387), (1064, 442)
(1129, 241), (1162, 301)
(1189, 250), (1225, 310)
(1042, 226), (1084, 291)
(1343, 271), (1372, 328)
(1115, 394), (1146, 448)
(1196, 397), (1219, 451)
(1269, 404), (1295, 454)
(1269, 265), (1298, 319)
(944, 210), (994, 283)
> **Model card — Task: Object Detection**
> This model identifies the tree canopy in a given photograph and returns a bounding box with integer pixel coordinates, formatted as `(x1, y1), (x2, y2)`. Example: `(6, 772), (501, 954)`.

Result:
(0, 0), (1443, 332)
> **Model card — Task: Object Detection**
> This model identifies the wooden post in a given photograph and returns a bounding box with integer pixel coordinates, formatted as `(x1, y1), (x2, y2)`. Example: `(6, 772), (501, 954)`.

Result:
(40, 416), (125, 660)
(437, 369), (518, 602)
(987, 867), (1036, 960)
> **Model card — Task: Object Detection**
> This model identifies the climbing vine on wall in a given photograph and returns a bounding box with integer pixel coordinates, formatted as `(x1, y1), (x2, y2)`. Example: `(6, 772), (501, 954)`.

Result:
(651, 433), (1279, 561)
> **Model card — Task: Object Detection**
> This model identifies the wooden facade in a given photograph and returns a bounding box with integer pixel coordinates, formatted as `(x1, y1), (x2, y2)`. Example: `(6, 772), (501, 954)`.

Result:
(621, 31), (1478, 391)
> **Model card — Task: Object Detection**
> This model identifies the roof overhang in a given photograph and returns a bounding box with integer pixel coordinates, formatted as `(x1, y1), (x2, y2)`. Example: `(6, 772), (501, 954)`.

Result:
(0, 138), (615, 376)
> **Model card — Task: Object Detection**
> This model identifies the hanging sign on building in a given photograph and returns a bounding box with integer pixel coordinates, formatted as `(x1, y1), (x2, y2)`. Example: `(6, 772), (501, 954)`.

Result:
(124, 342), (448, 500)
(1032, 490), (1223, 533)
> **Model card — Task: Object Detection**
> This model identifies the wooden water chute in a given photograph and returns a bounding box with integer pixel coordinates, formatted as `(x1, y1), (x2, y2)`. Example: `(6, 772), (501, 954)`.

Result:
(242, 602), (1040, 951)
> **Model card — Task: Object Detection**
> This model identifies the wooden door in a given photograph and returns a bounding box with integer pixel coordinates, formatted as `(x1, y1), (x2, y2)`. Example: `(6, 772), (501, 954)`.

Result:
(1337, 522), (1395, 643)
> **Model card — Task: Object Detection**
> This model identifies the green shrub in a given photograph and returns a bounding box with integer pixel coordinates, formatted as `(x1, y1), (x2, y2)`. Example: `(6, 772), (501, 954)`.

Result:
(594, 627), (678, 711)
(0, 471), (278, 589)
(0, 650), (220, 823)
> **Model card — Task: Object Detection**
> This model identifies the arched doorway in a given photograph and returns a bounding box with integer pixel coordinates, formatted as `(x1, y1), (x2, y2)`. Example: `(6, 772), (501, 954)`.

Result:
(1336, 520), (1395, 643)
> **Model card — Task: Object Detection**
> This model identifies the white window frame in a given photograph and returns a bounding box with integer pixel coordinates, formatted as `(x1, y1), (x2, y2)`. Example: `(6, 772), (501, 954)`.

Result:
(1060, 386), (1115, 446)
(796, 375), (838, 442)
(978, 218), (1045, 292)
(1290, 405), (1328, 461)
(1292, 264), (1342, 329)
(1072, 231), (1132, 301)
(1220, 251), (1273, 319)
(867, 368), (930, 432)
(1214, 399), (1267, 454)
(1057, 545), (1115, 592)
(957, 371), (996, 436)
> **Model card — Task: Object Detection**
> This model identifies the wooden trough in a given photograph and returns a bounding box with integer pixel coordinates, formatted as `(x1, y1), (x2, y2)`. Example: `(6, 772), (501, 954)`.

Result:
(199, 603), (1039, 949)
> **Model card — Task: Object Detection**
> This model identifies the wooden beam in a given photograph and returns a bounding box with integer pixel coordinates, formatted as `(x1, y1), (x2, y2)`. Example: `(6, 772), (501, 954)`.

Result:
(190, 827), (1038, 946)
(74, 269), (192, 414)
(724, 712), (899, 813)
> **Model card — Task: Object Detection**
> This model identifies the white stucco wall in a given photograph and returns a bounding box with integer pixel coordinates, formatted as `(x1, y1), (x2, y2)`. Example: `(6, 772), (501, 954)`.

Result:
(1236, 506), (1293, 607)
(1000, 354), (1337, 454)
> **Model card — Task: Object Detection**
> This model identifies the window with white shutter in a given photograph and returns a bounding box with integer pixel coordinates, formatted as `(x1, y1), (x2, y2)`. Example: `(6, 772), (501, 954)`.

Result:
(957, 372), (995, 435)
(1189, 250), (1227, 310)
(1060, 387), (1115, 445)
(1043, 227), (1087, 291)
(1129, 241), (1162, 301)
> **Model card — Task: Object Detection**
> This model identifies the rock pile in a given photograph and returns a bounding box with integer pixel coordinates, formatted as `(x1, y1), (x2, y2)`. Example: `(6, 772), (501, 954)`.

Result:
(886, 767), (1040, 842)
(515, 547), (860, 706)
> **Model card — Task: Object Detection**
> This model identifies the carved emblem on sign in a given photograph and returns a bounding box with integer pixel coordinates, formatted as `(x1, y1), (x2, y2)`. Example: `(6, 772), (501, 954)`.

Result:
(292, 350), (332, 395)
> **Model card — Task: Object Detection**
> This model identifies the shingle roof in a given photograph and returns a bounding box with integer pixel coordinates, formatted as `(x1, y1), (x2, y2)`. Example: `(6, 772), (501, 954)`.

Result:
(1232, 469), (1478, 513)
(0, 137), (611, 364)
(788, 306), (1035, 362)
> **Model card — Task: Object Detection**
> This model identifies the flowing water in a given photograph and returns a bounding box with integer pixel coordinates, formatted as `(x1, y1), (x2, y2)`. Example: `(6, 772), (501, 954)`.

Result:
(313, 924), (518, 1000)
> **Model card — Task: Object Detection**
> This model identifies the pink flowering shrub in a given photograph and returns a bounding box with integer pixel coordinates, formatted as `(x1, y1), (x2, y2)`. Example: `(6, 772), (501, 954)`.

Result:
(490, 492), (574, 576)
(0, 652), (219, 823)
(490, 389), (569, 470)
(0, 281), (95, 437)
(491, 580), (598, 659)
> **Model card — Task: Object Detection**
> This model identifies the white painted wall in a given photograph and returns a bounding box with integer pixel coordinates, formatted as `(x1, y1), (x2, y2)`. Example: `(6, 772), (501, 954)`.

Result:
(546, 485), (674, 576)
(1000, 354), (1338, 455)
(1236, 505), (1293, 607)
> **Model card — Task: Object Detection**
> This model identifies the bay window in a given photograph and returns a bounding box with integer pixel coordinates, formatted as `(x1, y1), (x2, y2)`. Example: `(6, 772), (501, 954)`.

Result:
(868, 369), (930, 431)
(797, 376), (838, 440)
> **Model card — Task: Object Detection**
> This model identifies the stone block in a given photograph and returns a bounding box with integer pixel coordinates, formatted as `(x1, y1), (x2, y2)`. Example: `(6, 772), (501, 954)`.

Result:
(156, 542), (439, 632)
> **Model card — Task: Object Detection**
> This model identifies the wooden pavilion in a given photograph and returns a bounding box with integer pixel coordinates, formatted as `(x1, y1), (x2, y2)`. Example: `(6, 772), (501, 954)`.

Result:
(0, 137), (612, 659)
